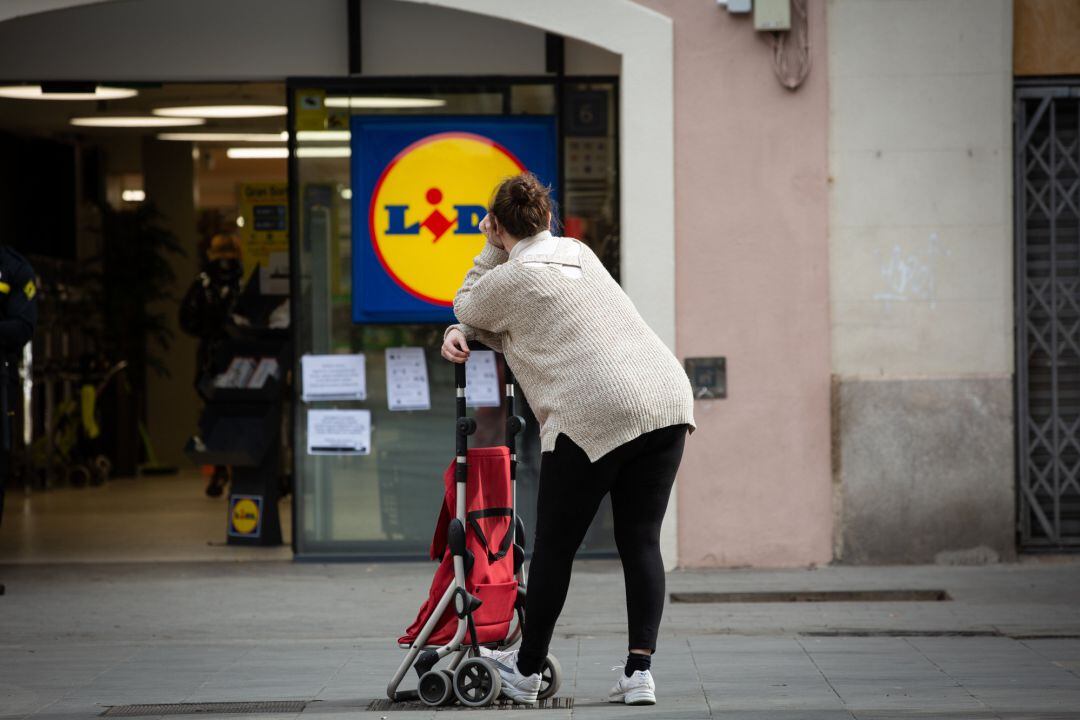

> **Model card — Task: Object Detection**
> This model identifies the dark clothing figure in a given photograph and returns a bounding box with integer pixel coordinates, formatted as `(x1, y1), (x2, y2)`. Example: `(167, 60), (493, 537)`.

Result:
(179, 249), (242, 498)
(179, 258), (242, 395)
(0, 246), (38, 527)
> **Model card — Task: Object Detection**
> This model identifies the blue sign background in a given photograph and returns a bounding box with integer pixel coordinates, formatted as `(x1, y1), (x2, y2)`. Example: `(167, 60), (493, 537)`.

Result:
(350, 116), (557, 324)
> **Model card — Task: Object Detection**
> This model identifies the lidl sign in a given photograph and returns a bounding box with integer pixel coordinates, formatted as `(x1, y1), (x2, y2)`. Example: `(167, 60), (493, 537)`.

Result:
(227, 494), (262, 538)
(350, 117), (556, 323)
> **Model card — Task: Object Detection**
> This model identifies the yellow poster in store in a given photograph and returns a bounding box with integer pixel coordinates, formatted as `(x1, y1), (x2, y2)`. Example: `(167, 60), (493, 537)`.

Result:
(237, 182), (289, 295)
(295, 88), (327, 132)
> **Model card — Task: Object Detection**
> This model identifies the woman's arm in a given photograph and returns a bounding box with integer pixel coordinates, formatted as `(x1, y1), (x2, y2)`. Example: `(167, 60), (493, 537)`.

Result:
(452, 243), (514, 333)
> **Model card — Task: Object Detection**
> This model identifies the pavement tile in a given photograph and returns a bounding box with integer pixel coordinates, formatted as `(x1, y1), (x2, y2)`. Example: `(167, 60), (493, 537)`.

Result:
(3, 561), (1080, 719)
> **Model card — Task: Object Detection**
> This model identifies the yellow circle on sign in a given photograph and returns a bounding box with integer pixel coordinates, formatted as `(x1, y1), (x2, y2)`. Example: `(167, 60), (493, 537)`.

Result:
(231, 498), (260, 535)
(369, 132), (525, 305)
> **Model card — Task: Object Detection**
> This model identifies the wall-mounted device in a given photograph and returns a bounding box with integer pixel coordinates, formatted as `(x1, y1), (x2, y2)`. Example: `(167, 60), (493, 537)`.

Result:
(754, 0), (791, 30)
(717, 0), (752, 14)
(684, 357), (726, 400)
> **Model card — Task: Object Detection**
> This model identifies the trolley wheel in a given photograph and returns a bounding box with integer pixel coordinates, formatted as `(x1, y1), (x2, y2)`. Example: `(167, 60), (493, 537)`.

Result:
(67, 466), (90, 488)
(538, 654), (562, 701)
(453, 657), (502, 707)
(418, 668), (453, 706)
(91, 456), (112, 485)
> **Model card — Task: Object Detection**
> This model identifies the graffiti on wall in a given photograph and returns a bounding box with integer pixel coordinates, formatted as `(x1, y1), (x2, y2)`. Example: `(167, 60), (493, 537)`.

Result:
(873, 232), (949, 310)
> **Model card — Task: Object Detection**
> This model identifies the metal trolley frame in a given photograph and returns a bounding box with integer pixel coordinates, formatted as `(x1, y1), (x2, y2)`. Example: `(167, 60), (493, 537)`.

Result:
(385, 345), (561, 707)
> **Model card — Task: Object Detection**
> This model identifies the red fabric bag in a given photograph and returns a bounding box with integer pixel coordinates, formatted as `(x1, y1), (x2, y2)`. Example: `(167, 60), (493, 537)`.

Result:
(398, 446), (519, 647)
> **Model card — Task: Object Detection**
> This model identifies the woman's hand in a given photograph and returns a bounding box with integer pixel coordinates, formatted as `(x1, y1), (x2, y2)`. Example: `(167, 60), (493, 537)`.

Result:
(479, 213), (504, 250)
(441, 327), (470, 364)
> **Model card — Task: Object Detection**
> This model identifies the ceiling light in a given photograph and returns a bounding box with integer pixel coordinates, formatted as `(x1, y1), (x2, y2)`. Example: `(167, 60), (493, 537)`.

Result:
(154, 105), (286, 119)
(297, 146), (351, 158)
(160, 131), (353, 143)
(71, 116), (206, 128)
(0, 85), (138, 101)
(158, 132), (287, 143)
(121, 189), (146, 202)
(296, 130), (351, 142)
(225, 146), (352, 159)
(324, 97), (446, 109)
(226, 147), (288, 159)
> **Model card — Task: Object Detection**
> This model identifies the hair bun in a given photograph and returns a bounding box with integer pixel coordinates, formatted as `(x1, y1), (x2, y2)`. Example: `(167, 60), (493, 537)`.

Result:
(511, 181), (533, 205)
(490, 172), (553, 239)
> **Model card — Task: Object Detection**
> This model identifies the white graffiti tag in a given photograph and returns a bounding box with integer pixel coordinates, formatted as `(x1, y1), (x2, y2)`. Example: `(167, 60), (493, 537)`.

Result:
(873, 233), (948, 309)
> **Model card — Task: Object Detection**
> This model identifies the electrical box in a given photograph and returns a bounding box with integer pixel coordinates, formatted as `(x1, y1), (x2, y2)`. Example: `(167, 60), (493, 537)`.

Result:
(721, 0), (752, 13)
(754, 0), (790, 30)
(684, 357), (726, 400)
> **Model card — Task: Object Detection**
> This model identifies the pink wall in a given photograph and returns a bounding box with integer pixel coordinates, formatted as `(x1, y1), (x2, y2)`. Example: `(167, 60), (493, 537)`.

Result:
(634, 0), (832, 567)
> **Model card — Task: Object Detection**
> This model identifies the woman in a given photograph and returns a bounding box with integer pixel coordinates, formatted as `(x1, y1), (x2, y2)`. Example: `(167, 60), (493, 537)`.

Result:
(440, 173), (696, 706)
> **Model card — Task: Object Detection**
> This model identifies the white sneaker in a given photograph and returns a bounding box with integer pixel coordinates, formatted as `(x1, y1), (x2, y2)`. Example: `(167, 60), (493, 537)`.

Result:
(477, 647), (542, 704)
(608, 669), (656, 705)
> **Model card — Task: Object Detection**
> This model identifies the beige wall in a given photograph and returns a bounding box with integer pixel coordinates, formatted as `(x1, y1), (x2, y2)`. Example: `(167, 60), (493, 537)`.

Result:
(827, 0), (1016, 563)
(828, 0), (1014, 377)
(635, 0), (834, 567)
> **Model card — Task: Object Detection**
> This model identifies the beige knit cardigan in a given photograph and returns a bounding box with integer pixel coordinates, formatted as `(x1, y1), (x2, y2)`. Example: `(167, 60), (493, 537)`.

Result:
(445, 233), (696, 462)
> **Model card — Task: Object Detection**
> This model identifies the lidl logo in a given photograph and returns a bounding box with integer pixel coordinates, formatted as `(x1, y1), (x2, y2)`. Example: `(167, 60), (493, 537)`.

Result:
(229, 496), (261, 537)
(351, 117), (556, 323)
(369, 132), (525, 306)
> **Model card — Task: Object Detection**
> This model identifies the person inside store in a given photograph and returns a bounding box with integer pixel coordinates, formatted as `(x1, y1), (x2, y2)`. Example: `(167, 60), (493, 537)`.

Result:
(179, 233), (243, 498)
(0, 245), (38, 595)
(440, 173), (696, 706)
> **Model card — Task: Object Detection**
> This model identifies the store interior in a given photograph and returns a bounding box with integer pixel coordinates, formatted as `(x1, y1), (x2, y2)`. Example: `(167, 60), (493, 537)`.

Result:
(0, 72), (623, 563)
(0, 82), (293, 562)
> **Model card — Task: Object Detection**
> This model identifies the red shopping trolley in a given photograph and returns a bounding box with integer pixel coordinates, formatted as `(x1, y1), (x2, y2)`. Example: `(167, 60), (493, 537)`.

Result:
(386, 345), (562, 707)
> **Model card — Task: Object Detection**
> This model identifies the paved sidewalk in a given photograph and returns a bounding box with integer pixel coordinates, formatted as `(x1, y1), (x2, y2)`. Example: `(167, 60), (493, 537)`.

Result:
(2, 559), (1080, 719)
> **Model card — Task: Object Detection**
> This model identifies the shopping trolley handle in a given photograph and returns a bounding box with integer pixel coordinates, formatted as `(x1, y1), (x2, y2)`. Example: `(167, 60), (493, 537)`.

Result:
(454, 356), (467, 390)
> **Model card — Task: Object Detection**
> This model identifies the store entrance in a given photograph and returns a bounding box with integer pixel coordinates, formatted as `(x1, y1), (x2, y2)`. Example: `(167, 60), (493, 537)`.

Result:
(287, 76), (620, 559)
(0, 82), (293, 562)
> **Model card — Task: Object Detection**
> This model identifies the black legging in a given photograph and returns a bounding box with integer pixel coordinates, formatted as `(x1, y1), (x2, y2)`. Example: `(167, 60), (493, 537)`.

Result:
(516, 423), (689, 675)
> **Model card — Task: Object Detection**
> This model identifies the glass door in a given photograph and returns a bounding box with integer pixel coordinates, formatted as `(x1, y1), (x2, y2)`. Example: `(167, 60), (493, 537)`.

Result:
(287, 77), (619, 559)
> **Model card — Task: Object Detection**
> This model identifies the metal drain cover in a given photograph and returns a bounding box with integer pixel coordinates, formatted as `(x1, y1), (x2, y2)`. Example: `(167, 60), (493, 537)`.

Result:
(670, 589), (950, 603)
(101, 701), (307, 717)
(366, 697), (574, 711)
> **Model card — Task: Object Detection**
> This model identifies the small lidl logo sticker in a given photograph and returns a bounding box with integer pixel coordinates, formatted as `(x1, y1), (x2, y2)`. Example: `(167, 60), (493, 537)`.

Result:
(229, 495), (262, 537)
(369, 132), (525, 306)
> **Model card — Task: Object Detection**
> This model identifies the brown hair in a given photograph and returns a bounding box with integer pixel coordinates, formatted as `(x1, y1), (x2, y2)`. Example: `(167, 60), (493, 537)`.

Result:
(489, 172), (552, 240)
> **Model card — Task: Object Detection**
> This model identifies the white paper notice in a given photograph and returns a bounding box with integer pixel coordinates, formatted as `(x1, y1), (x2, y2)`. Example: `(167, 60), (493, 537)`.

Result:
(465, 350), (501, 408)
(307, 409), (371, 455)
(385, 347), (431, 411)
(301, 354), (366, 402)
